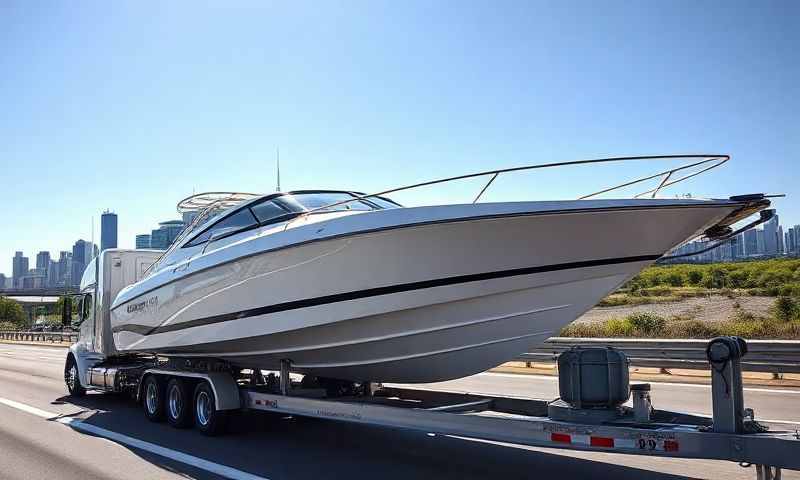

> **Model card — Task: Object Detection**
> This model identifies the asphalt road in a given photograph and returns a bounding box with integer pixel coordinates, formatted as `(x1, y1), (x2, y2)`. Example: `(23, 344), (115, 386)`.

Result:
(0, 342), (797, 480)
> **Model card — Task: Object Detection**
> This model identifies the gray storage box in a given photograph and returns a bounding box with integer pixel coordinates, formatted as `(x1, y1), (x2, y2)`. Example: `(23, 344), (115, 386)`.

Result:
(558, 346), (630, 408)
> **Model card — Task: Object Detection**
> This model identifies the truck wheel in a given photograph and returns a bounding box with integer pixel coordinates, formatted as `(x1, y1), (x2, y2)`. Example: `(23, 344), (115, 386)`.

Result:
(142, 375), (165, 422)
(166, 378), (193, 428)
(64, 356), (86, 397)
(193, 381), (228, 436)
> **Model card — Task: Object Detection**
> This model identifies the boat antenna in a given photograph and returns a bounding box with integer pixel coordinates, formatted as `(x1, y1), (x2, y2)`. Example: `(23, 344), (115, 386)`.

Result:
(276, 147), (281, 192)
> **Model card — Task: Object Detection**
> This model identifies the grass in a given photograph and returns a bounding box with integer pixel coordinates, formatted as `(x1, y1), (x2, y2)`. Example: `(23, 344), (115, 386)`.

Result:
(561, 297), (800, 339)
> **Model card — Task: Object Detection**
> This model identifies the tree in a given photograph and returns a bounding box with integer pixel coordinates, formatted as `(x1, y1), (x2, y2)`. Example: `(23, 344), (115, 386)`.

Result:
(0, 297), (25, 329)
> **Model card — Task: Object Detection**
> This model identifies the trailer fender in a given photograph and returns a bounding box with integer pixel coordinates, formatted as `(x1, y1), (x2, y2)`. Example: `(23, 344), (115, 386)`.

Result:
(141, 369), (240, 411)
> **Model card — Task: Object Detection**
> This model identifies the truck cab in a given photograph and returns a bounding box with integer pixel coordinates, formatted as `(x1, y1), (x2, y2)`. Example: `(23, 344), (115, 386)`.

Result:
(65, 249), (163, 394)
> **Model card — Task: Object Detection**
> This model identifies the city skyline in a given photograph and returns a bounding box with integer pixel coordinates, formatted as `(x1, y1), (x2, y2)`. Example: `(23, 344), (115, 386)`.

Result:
(2, 206), (798, 288)
(1, 1), (797, 278)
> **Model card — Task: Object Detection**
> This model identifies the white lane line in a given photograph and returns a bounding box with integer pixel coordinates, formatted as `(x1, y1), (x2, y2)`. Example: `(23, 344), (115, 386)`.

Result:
(0, 396), (270, 480)
(0, 397), (59, 419)
(478, 372), (800, 395)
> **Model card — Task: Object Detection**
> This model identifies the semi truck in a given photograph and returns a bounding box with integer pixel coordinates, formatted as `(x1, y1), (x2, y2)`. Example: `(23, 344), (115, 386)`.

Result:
(63, 249), (797, 477)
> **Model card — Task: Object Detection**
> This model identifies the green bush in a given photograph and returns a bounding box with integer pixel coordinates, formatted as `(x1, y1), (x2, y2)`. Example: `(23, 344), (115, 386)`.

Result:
(0, 297), (25, 328)
(772, 296), (799, 322)
(687, 270), (703, 285)
(0, 320), (19, 331)
(627, 312), (667, 335)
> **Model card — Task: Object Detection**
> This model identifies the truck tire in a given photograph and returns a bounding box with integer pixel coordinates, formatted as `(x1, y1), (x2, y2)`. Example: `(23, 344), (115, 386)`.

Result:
(64, 355), (86, 397)
(193, 381), (228, 436)
(166, 378), (193, 428)
(142, 375), (165, 422)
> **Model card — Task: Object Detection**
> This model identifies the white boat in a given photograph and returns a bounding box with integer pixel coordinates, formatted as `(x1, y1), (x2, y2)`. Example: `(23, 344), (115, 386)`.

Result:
(110, 155), (772, 383)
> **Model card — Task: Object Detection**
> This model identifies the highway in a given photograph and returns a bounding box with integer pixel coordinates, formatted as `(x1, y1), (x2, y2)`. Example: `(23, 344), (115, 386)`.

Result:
(0, 342), (797, 480)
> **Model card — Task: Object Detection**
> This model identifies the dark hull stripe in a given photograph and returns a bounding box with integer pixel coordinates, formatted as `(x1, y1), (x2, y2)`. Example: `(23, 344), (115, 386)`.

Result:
(113, 254), (661, 337)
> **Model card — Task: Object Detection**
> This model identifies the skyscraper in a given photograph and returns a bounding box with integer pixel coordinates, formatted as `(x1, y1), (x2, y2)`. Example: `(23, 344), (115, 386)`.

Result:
(58, 251), (72, 287)
(743, 229), (758, 256)
(101, 210), (118, 252)
(47, 260), (59, 288)
(12, 251), (28, 289)
(763, 215), (779, 255)
(36, 251), (51, 285)
(36, 251), (51, 270)
(71, 240), (96, 287)
(135, 234), (151, 249)
(149, 220), (185, 250)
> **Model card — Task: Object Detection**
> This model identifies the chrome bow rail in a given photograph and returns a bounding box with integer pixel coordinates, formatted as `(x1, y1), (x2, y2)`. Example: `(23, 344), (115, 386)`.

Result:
(298, 154), (730, 217)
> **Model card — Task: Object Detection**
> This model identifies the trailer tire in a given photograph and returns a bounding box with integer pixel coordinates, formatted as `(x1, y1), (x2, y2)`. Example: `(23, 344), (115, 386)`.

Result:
(166, 378), (193, 428)
(193, 381), (227, 436)
(142, 375), (165, 422)
(64, 355), (85, 397)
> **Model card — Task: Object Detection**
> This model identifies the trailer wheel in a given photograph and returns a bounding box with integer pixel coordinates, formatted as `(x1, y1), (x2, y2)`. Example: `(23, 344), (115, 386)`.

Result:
(64, 355), (85, 397)
(142, 375), (165, 422)
(193, 381), (227, 436)
(166, 378), (193, 428)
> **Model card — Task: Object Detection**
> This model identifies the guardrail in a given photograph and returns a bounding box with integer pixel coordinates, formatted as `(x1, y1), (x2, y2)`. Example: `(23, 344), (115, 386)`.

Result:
(519, 337), (800, 374)
(0, 330), (78, 343)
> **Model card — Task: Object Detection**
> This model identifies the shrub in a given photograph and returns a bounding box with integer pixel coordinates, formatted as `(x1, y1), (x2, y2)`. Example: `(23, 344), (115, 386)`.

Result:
(627, 312), (667, 335)
(0, 321), (19, 331)
(687, 270), (703, 285)
(0, 297), (25, 327)
(605, 317), (635, 337)
(665, 272), (684, 287)
(772, 296), (799, 322)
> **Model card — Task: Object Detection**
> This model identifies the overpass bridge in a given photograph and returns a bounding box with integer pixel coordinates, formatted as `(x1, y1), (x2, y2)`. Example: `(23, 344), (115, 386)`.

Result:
(0, 288), (78, 297)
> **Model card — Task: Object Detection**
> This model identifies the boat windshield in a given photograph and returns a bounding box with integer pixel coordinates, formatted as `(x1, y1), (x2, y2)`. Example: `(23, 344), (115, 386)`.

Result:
(289, 192), (377, 212)
(180, 191), (399, 248)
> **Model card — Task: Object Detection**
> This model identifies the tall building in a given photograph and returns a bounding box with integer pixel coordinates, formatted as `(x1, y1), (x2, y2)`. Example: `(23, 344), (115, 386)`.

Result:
(135, 234), (151, 249)
(777, 225), (785, 254)
(57, 251), (72, 287)
(0, 274), (6, 290)
(36, 251), (51, 270)
(36, 251), (51, 286)
(149, 220), (185, 250)
(71, 240), (96, 287)
(763, 215), (779, 255)
(101, 210), (118, 252)
(743, 229), (758, 256)
(12, 251), (28, 289)
(47, 260), (59, 288)
(756, 229), (766, 255)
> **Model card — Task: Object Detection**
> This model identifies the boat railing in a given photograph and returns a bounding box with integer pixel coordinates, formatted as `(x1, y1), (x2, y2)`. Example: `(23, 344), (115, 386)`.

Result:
(292, 154), (729, 221)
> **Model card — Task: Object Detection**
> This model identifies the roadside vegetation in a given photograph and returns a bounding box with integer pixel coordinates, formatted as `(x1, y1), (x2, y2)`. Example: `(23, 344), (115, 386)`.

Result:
(0, 296), (26, 331)
(562, 297), (800, 339)
(569, 259), (800, 339)
(597, 258), (800, 307)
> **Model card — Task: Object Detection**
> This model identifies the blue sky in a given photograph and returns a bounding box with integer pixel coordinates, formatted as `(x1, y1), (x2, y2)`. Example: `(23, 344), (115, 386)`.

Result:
(1, 1), (798, 275)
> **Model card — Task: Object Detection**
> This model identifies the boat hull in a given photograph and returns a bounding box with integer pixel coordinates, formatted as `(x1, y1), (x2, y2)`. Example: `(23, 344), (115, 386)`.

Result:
(111, 201), (737, 383)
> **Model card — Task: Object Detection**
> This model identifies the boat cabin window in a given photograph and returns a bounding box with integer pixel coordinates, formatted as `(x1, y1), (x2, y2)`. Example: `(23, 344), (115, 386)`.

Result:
(185, 208), (258, 247)
(291, 192), (375, 212)
(250, 200), (286, 222)
(181, 191), (401, 249)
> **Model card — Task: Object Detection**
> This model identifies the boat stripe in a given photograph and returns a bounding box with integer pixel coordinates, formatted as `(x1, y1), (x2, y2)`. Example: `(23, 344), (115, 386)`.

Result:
(112, 254), (661, 337)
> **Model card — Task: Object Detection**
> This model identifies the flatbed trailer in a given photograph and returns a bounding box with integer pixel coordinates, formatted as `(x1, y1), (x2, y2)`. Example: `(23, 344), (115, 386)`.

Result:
(70, 336), (799, 479)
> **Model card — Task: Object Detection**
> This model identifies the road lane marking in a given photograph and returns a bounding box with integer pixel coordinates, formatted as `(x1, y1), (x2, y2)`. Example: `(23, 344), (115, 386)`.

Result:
(0, 396), (271, 480)
(478, 372), (800, 395)
(0, 397), (58, 419)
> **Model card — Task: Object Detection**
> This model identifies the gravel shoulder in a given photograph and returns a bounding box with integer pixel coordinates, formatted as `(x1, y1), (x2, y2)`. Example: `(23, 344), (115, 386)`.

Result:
(576, 295), (775, 324)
